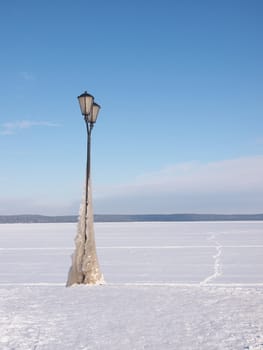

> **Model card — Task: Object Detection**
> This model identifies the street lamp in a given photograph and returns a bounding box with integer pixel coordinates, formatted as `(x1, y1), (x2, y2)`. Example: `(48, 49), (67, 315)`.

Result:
(78, 91), (100, 123)
(66, 90), (104, 286)
(77, 92), (101, 209)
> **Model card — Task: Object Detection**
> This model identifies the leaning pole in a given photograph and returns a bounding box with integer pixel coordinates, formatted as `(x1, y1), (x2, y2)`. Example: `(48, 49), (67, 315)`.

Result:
(66, 91), (104, 286)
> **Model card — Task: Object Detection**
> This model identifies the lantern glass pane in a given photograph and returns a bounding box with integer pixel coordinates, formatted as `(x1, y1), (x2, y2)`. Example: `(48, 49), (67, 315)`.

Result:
(89, 103), (100, 123)
(78, 92), (94, 116)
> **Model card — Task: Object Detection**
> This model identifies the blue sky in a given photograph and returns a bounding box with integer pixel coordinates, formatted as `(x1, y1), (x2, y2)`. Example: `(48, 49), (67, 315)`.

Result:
(0, 0), (263, 215)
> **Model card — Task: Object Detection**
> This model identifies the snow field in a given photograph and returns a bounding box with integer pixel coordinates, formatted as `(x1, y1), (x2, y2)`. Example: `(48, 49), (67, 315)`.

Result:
(0, 222), (263, 284)
(0, 222), (263, 349)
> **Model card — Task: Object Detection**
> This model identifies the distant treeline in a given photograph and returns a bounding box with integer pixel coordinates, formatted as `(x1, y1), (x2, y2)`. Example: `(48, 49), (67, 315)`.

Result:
(1, 214), (263, 223)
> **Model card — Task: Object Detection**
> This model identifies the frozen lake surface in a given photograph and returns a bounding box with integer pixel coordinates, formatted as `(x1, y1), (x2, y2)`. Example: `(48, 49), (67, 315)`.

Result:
(0, 222), (263, 349)
(0, 221), (263, 285)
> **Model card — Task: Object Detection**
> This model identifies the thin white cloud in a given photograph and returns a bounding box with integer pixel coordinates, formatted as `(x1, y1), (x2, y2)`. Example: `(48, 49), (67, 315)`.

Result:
(96, 156), (263, 196)
(94, 155), (263, 214)
(1, 156), (263, 215)
(0, 120), (60, 135)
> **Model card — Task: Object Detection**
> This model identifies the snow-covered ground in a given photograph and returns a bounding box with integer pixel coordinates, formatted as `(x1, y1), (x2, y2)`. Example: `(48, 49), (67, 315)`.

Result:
(0, 222), (263, 349)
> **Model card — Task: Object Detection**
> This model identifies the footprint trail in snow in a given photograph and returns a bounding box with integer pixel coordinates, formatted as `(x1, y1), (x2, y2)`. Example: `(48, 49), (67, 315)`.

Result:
(201, 233), (223, 285)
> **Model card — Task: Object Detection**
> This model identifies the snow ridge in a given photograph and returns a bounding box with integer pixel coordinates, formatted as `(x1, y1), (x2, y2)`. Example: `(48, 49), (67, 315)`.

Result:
(201, 233), (223, 285)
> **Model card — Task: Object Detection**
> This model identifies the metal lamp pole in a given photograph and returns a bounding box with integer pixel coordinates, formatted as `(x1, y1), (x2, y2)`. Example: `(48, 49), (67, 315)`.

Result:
(82, 99), (100, 237)
(66, 91), (103, 286)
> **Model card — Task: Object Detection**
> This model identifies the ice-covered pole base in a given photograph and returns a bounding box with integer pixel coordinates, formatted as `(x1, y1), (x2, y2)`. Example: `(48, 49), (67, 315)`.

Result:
(66, 180), (104, 286)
